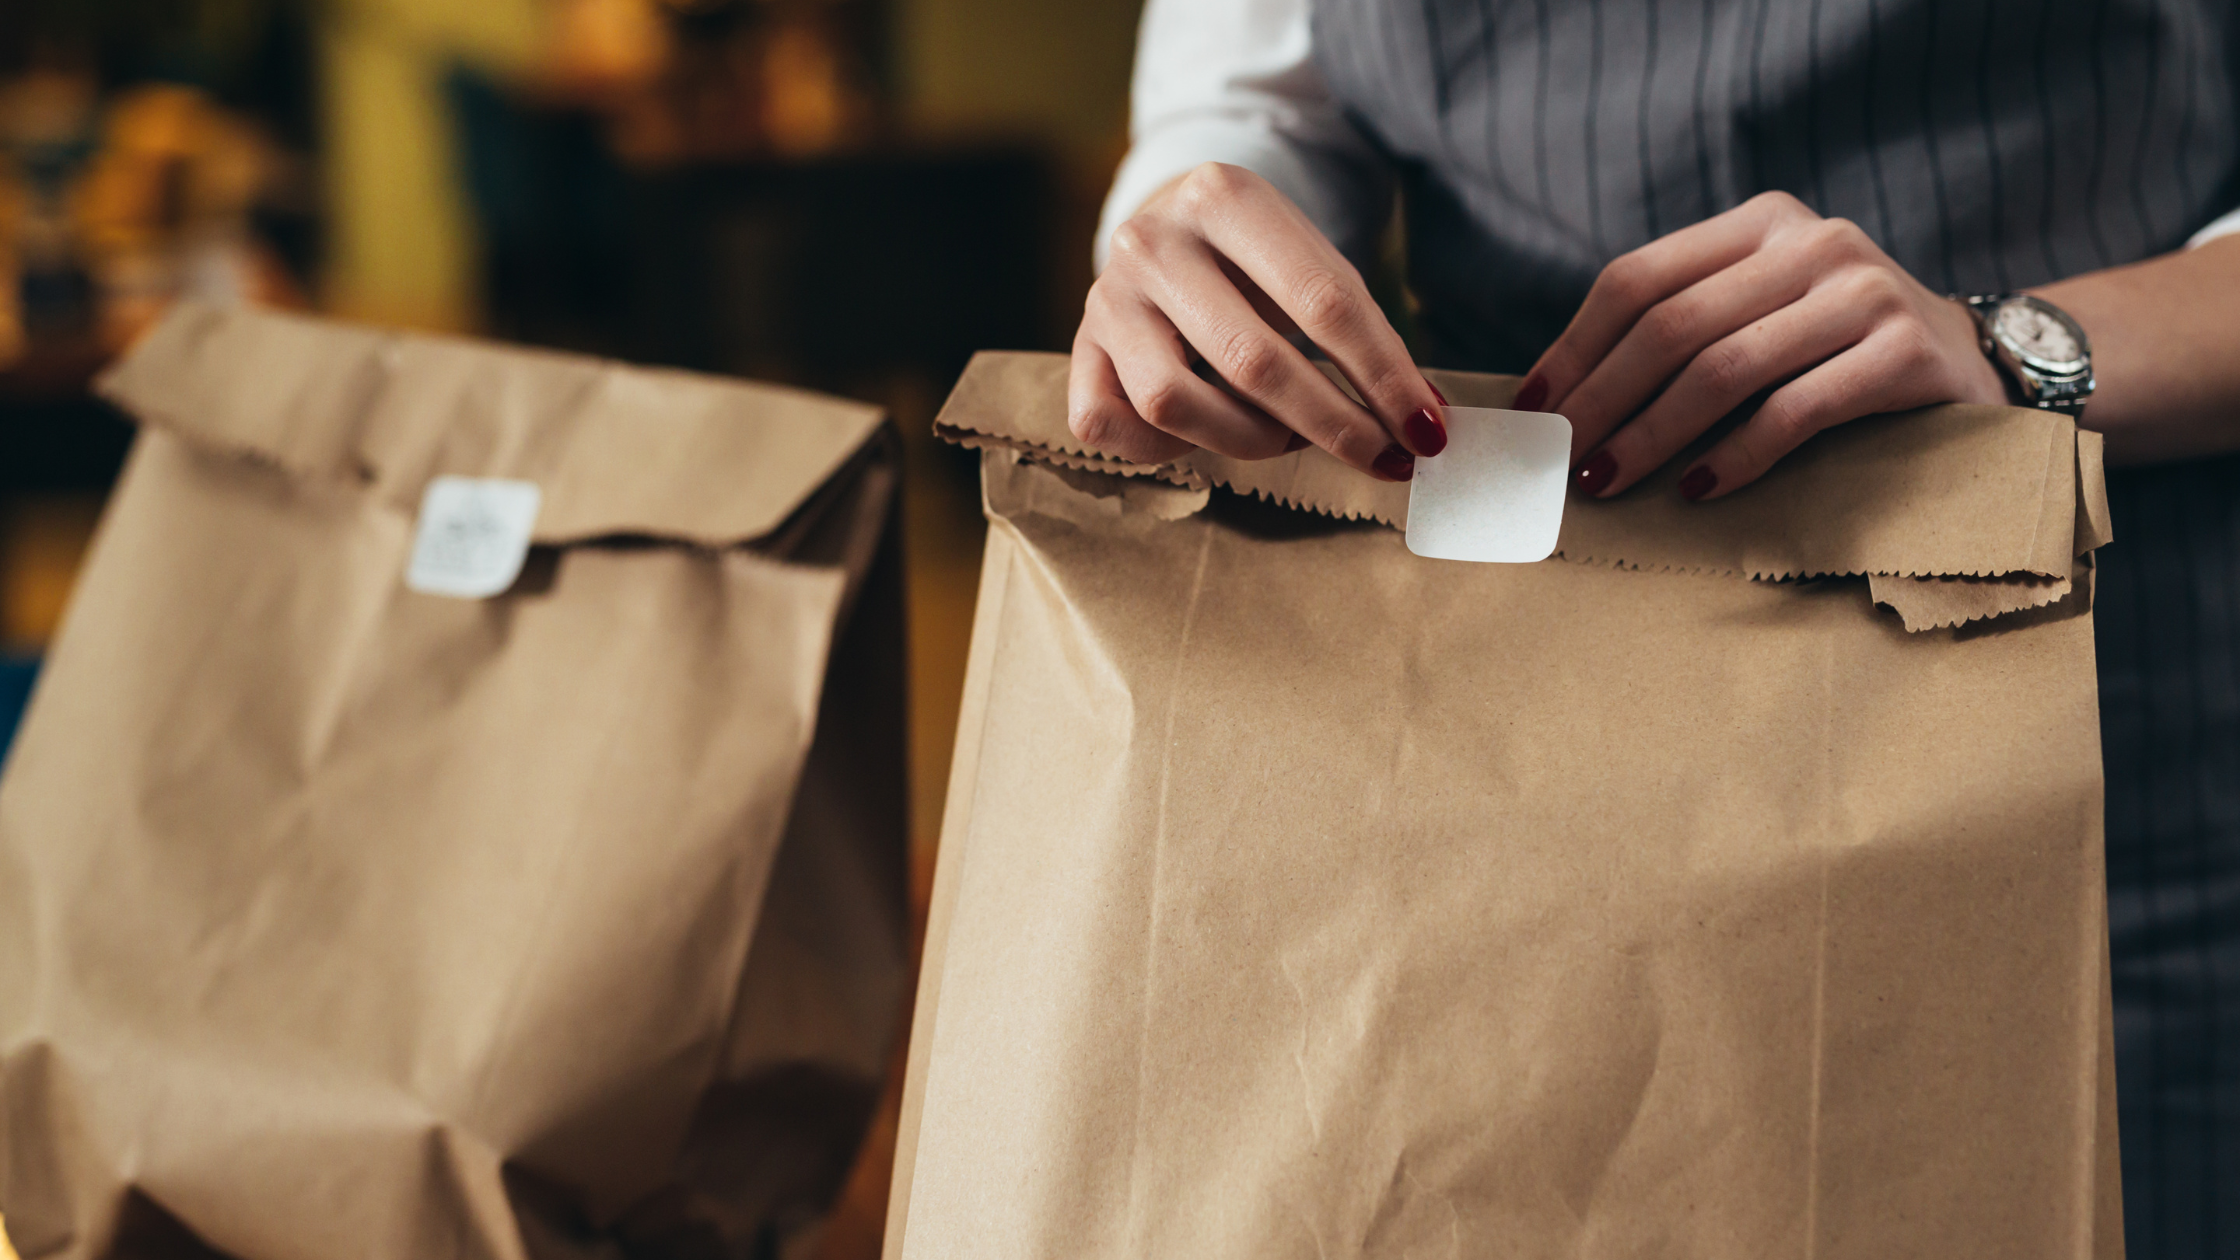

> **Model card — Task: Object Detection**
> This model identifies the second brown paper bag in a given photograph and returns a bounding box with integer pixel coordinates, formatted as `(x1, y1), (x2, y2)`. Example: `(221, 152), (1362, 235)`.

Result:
(885, 352), (2120, 1259)
(0, 304), (909, 1259)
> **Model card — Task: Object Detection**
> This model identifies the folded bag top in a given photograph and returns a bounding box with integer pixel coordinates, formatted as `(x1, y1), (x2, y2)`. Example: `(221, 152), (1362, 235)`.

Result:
(98, 302), (888, 549)
(934, 351), (2112, 631)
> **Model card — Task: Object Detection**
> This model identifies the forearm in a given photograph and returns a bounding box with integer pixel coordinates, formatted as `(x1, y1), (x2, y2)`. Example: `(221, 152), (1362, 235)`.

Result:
(2029, 236), (2240, 466)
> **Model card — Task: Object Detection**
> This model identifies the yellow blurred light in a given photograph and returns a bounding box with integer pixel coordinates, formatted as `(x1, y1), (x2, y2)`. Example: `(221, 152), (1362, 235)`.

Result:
(763, 22), (849, 156)
(1, 495), (103, 652)
(548, 0), (674, 91)
(72, 85), (271, 257)
(102, 82), (215, 158)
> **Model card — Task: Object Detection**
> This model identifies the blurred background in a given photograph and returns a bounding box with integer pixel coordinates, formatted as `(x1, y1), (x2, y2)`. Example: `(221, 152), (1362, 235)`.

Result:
(0, 0), (1145, 1253)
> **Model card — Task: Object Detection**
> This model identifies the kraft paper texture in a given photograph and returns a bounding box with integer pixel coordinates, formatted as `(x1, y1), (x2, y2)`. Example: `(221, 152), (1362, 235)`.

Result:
(889, 352), (2121, 1259)
(0, 305), (911, 1260)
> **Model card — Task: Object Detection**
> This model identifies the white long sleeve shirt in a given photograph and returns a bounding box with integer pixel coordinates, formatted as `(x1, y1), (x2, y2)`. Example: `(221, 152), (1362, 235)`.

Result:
(1093, 0), (1388, 271)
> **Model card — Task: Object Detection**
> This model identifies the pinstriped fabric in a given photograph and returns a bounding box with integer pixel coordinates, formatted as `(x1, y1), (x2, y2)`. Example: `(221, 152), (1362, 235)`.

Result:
(2035, 0), (2068, 279)
(1534, 0), (1560, 240)
(1804, 0), (1826, 208)
(1470, 0), (1530, 217)
(1637, 0), (1662, 239)
(2129, 3), (2166, 250)
(1973, 0), (2012, 290)
(2087, 0), (2118, 268)
(2099, 456), (2240, 1260)
(1917, 0), (1959, 290)
(1310, 0), (2238, 373)
(1747, 0), (1773, 195)
(1860, 0), (1894, 244)
(1309, 4), (2239, 1256)
(1689, 0), (1717, 217)
(1586, 0), (1609, 256)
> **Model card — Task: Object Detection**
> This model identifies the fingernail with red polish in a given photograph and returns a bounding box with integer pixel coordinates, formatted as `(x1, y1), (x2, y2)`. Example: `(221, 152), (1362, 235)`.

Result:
(1678, 465), (1719, 501)
(1514, 374), (1549, 412)
(1373, 444), (1415, 482)
(1405, 407), (1448, 456)
(1428, 381), (1448, 406)
(1574, 449), (1618, 497)
(1283, 431), (1312, 453)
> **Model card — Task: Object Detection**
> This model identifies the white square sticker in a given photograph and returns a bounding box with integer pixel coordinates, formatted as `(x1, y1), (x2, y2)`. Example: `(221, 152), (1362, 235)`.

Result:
(405, 476), (543, 599)
(1405, 407), (1572, 564)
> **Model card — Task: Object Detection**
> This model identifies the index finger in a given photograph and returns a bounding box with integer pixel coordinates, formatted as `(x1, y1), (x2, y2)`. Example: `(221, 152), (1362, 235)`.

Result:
(1172, 165), (1448, 458)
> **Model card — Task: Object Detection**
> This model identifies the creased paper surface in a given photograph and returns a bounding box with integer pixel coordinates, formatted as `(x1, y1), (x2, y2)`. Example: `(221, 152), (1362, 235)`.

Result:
(889, 355), (2119, 1260)
(2, 306), (911, 1260)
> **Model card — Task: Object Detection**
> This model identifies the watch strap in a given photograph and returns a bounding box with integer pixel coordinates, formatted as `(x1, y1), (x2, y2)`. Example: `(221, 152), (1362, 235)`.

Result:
(1952, 292), (2094, 418)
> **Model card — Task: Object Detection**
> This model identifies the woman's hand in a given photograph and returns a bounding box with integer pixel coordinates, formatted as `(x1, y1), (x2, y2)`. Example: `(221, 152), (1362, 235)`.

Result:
(1072, 162), (1447, 481)
(1525, 191), (2007, 501)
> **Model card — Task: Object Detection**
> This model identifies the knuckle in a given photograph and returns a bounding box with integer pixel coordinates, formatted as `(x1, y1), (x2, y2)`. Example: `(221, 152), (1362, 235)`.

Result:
(1217, 328), (1287, 396)
(1177, 161), (1250, 213)
(1107, 220), (1156, 267)
(1532, 351), (1577, 393)
(1830, 266), (1877, 303)
(1725, 428), (1776, 474)
(1885, 320), (1942, 371)
(1238, 425), (1294, 460)
(1599, 252), (1656, 307)
(1695, 339), (1757, 399)
(1289, 268), (1360, 333)
(1640, 410), (1701, 457)
(1638, 297), (1700, 353)
(1332, 425), (1390, 470)
(1838, 265), (1905, 312)
(1758, 393), (1825, 444)
(1749, 189), (1811, 222)
(1352, 357), (1415, 410)
(1068, 399), (1124, 450)
(1804, 216), (1866, 261)
(1134, 374), (1192, 429)
(1081, 280), (1119, 323)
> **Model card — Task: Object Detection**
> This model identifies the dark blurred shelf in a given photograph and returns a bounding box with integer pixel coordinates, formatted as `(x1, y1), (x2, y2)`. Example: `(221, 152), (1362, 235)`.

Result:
(619, 147), (1058, 388)
(0, 655), (37, 766)
(454, 90), (1061, 397)
(3, 139), (1061, 496)
(1, 342), (135, 492)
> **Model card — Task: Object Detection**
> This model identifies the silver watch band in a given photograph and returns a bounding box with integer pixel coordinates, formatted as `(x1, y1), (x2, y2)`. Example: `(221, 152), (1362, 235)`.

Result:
(1954, 293), (2096, 419)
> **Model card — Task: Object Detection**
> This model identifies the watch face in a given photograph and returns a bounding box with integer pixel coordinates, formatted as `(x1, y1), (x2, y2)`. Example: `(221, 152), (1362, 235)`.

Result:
(1993, 299), (2088, 373)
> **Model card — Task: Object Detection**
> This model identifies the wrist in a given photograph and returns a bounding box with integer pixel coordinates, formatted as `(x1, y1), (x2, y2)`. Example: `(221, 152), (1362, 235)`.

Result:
(1937, 295), (2011, 406)
(1951, 293), (2096, 417)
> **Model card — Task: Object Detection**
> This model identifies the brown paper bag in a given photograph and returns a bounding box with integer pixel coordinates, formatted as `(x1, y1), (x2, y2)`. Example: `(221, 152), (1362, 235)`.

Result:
(0, 304), (910, 1260)
(885, 352), (2122, 1259)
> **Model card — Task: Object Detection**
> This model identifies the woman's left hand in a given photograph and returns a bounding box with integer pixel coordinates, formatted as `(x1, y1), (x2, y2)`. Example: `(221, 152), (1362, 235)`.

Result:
(1522, 190), (2008, 501)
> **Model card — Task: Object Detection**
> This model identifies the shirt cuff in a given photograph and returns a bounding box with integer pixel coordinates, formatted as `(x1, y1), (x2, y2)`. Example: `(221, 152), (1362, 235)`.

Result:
(2187, 208), (2240, 249)
(1094, 116), (1391, 273)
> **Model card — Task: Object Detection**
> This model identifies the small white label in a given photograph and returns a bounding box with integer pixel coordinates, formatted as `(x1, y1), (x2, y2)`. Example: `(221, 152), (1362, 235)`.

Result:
(405, 476), (542, 598)
(1405, 407), (1572, 564)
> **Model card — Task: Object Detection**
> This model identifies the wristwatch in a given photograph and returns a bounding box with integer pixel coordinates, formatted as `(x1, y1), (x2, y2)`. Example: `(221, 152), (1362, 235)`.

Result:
(1955, 293), (2096, 417)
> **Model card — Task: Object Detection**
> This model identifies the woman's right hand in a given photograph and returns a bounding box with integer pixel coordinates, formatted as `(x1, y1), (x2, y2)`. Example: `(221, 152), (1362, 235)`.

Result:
(1070, 162), (1447, 481)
